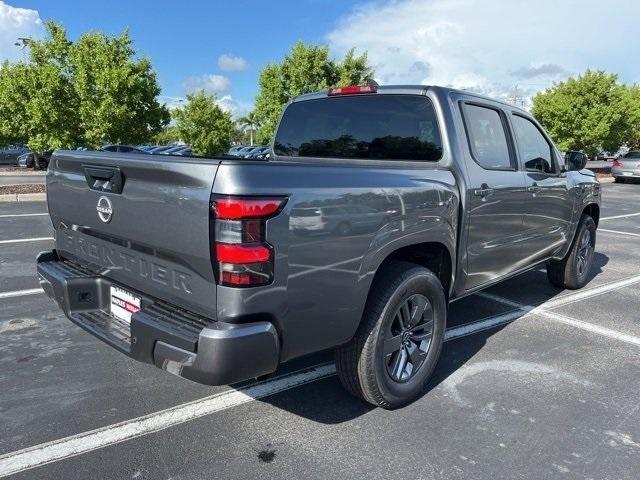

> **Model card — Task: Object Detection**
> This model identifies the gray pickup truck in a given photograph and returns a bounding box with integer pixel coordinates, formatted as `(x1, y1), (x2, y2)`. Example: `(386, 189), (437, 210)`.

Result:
(37, 85), (600, 408)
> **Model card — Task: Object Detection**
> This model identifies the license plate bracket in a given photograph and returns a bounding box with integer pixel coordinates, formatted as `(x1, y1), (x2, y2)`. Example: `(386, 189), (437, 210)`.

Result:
(110, 285), (141, 324)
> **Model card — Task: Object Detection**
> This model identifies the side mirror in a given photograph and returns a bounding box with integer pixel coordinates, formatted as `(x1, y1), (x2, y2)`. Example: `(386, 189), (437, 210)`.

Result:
(565, 151), (588, 171)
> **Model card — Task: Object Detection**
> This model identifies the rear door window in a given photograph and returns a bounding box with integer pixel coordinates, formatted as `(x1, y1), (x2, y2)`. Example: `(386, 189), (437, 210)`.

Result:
(462, 104), (513, 170)
(511, 114), (556, 174)
(274, 94), (442, 161)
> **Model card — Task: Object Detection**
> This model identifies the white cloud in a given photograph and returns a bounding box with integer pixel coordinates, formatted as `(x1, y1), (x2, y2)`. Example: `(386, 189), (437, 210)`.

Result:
(0, 1), (45, 62)
(327, 0), (640, 106)
(217, 54), (248, 72)
(182, 74), (231, 94)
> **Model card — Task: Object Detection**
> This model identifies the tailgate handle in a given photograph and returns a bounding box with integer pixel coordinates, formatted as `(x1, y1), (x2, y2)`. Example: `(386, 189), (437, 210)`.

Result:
(83, 165), (123, 194)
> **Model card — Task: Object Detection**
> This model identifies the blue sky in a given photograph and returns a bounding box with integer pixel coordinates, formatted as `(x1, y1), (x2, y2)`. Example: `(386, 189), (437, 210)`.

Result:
(2, 0), (640, 117)
(5, 0), (359, 114)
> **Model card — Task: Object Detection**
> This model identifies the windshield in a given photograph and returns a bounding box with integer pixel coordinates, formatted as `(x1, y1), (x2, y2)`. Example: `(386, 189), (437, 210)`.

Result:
(274, 94), (443, 161)
(623, 151), (640, 159)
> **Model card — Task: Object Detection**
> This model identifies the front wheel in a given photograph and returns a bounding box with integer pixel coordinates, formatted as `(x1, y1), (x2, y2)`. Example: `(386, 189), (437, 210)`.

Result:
(334, 262), (446, 408)
(547, 215), (596, 290)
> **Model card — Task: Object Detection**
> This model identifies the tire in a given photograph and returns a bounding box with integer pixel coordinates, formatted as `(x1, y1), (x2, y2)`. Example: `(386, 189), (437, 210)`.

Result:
(334, 261), (447, 408)
(614, 177), (624, 183)
(546, 215), (596, 290)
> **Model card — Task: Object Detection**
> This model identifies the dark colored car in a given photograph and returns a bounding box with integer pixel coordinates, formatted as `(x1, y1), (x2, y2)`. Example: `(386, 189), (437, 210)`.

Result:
(17, 150), (53, 170)
(0, 144), (29, 165)
(37, 85), (600, 408)
(100, 145), (148, 154)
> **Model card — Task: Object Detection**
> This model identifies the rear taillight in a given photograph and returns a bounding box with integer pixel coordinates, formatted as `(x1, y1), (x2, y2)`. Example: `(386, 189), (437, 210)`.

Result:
(612, 159), (623, 168)
(212, 196), (286, 287)
(328, 85), (377, 96)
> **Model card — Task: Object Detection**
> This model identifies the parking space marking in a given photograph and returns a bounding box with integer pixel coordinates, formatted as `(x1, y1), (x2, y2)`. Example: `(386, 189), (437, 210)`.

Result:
(0, 363), (337, 478)
(0, 237), (53, 245)
(600, 212), (640, 220)
(599, 228), (640, 238)
(0, 293), (592, 476)
(3, 273), (640, 476)
(478, 275), (640, 347)
(0, 213), (48, 219)
(0, 288), (43, 300)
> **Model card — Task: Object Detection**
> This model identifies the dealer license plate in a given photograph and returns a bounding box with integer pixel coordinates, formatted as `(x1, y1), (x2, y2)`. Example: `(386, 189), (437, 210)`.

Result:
(110, 285), (141, 324)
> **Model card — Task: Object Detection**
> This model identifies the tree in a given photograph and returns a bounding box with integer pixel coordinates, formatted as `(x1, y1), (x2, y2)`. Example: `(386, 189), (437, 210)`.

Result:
(70, 29), (169, 147)
(237, 111), (260, 145)
(253, 42), (373, 143)
(0, 23), (80, 151)
(173, 91), (234, 156)
(0, 21), (169, 154)
(153, 125), (181, 144)
(531, 70), (633, 155)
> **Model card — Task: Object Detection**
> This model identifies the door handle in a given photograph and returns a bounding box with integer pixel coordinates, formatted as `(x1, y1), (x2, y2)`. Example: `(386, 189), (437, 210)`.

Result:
(473, 183), (495, 197)
(527, 183), (541, 193)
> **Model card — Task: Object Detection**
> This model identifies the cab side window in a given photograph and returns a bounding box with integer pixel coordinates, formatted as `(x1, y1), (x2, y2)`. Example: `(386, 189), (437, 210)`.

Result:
(511, 115), (556, 174)
(462, 104), (512, 170)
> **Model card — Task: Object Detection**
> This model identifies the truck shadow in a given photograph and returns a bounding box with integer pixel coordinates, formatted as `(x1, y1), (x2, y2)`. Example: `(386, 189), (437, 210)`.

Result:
(256, 252), (609, 424)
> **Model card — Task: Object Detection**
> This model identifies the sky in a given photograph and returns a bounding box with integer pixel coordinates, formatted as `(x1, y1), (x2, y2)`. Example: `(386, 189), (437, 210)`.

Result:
(2, 0), (639, 117)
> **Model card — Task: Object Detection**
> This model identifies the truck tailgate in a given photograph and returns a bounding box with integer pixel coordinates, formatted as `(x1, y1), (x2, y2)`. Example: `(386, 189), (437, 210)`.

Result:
(46, 150), (220, 318)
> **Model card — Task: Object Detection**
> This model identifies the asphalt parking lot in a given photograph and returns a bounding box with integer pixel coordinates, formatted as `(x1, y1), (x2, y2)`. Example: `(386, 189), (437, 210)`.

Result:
(1, 182), (639, 479)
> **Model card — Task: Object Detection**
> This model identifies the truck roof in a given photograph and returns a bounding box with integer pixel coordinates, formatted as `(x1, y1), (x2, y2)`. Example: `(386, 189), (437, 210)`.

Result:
(292, 84), (527, 114)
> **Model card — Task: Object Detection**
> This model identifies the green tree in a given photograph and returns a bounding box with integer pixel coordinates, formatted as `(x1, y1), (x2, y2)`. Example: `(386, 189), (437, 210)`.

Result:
(253, 42), (373, 143)
(531, 70), (632, 155)
(0, 21), (168, 154)
(70, 29), (169, 147)
(153, 124), (181, 144)
(0, 23), (79, 151)
(173, 91), (234, 156)
(237, 111), (260, 145)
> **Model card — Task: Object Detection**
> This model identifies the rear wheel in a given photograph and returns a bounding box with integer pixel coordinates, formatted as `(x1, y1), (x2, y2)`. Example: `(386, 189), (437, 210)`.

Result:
(547, 215), (596, 290)
(334, 262), (446, 408)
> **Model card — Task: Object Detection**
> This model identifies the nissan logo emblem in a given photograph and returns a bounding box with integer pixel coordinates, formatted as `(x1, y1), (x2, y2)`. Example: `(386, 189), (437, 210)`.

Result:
(96, 196), (113, 223)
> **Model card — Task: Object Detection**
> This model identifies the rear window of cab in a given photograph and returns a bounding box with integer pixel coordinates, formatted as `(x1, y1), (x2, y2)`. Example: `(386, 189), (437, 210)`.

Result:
(274, 94), (443, 161)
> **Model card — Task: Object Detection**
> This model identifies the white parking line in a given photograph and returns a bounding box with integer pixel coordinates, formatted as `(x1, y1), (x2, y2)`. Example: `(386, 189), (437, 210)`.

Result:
(477, 274), (640, 346)
(0, 237), (53, 245)
(599, 228), (640, 238)
(0, 213), (48, 219)
(3, 274), (640, 476)
(0, 363), (337, 478)
(600, 212), (640, 220)
(0, 288), (43, 300)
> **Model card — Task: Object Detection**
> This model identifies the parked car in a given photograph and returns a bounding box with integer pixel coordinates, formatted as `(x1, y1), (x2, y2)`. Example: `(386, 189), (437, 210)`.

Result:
(234, 146), (256, 157)
(37, 84), (600, 408)
(227, 145), (247, 156)
(161, 145), (190, 155)
(100, 145), (148, 154)
(242, 145), (267, 158)
(612, 150), (640, 183)
(247, 146), (270, 159)
(17, 150), (53, 170)
(0, 144), (29, 165)
(148, 145), (175, 154)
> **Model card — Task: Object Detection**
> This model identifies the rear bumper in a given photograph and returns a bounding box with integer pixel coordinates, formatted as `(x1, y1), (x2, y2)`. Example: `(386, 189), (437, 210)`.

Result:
(36, 250), (280, 385)
(612, 167), (640, 178)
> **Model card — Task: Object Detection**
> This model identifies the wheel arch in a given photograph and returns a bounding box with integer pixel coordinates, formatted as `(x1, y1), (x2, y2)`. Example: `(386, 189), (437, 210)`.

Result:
(582, 203), (600, 227)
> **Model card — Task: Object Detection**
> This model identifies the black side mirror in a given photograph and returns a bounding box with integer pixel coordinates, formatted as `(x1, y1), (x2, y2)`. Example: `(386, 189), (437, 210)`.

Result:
(565, 151), (588, 171)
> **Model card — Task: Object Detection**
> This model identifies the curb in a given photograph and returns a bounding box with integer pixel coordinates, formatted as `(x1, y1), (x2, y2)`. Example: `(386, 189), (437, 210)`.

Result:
(0, 193), (46, 203)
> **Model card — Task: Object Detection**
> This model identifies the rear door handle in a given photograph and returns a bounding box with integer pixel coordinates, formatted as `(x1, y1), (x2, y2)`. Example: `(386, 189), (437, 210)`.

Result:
(473, 183), (495, 197)
(527, 183), (541, 193)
